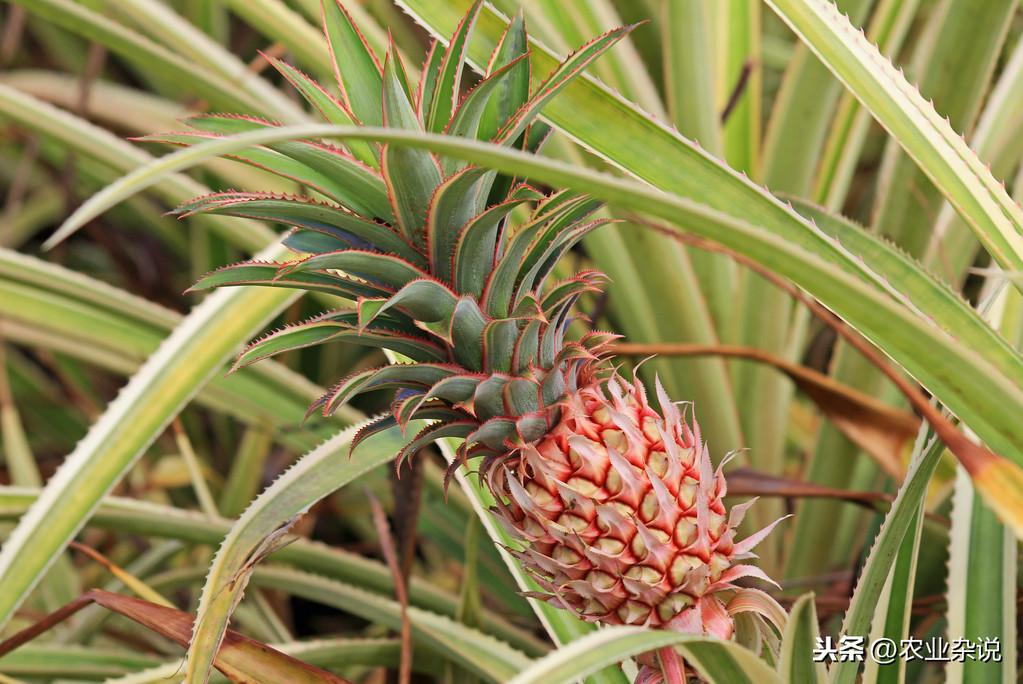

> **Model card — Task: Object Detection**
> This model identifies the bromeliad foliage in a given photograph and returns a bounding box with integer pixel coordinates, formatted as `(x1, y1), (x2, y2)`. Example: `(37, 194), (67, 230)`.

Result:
(174, 0), (782, 669)
(4, 0), (1023, 682)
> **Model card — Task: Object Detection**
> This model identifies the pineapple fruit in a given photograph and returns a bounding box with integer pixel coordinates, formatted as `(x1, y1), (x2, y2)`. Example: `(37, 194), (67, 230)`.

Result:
(498, 374), (779, 635)
(168, 0), (781, 646)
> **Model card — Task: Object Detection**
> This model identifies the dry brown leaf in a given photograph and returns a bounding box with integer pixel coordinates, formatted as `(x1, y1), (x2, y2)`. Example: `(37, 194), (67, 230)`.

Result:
(0, 589), (350, 684)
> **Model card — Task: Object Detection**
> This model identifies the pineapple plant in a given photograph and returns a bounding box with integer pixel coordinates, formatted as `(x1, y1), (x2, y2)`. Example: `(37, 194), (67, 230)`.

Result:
(10, 0), (1023, 680)
(158, 0), (782, 669)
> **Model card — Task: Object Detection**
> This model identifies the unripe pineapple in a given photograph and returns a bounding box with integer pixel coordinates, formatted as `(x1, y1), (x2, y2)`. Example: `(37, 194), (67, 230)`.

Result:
(169, 0), (781, 645)
(490, 374), (779, 636)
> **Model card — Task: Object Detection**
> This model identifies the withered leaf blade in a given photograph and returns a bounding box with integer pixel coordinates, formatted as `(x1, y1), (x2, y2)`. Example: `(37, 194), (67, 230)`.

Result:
(0, 589), (351, 684)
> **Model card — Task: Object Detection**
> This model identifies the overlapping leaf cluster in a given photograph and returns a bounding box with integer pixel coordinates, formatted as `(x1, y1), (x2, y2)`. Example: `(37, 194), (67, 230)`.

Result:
(164, 1), (631, 469)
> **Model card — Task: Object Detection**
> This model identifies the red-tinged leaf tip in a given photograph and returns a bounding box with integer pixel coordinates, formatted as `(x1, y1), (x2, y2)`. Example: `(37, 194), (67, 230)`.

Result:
(303, 393), (329, 425)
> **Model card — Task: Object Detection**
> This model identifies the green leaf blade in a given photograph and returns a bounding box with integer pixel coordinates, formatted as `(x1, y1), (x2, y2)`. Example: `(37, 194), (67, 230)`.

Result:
(764, 0), (1023, 282)
(322, 0), (383, 127)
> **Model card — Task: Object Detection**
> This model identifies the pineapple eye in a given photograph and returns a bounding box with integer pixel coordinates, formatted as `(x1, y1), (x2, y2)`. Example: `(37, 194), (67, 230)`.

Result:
(669, 554), (703, 587)
(656, 593), (694, 622)
(624, 565), (661, 585)
(524, 481), (555, 506)
(642, 417), (662, 444)
(565, 476), (600, 498)
(616, 601), (650, 625)
(604, 467), (623, 495)
(647, 450), (669, 477)
(708, 553), (730, 582)
(674, 518), (698, 547)
(552, 546), (582, 565)
(585, 570), (617, 592)
(639, 491), (659, 522)
(630, 532), (647, 558)
(592, 538), (625, 555)
(708, 511), (727, 539)
(602, 429), (627, 452)
(677, 476), (699, 509)
(556, 513), (589, 532)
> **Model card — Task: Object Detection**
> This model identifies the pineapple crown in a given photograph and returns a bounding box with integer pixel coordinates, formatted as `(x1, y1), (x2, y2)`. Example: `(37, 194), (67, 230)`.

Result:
(167, 1), (636, 466)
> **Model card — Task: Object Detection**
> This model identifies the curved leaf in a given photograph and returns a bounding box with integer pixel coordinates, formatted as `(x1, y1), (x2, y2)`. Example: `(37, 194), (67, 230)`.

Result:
(399, 0), (748, 451)
(779, 594), (826, 683)
(945, 468), (1018, 684)
(280, 249), (428, 289)
(182, 420), (412, 682)
(8, 0), (262, 114)
(494, 24), (637, 145)
(189, 261), (392, 301)
(104, 637), (443, 683)
(322, 0), (383, 127)
(0, 83), (271, 253)
(0, 254), (356, 455)
(360, 279), (459, 328)
(265, 54), (378, 168)
(183, 193), (420, 265)
(426, 0), (483, 132)
(830, 431), (944, 684)
(445, 53), (530, 150)
(764, 0), (1023, 280)
(381, 50), (442, 241)
(945, 282), (1022, 684)
(787, 199), (1023, 384)
(0, 645), (160, 679)
(426, 167), (492, 282)
(0, 486), (545, 657)
(253, 566), (531, 683)
(452, 199), (527, 298)
(101, 0), (307, 122)
(0, 242), (299, 630)
(233, 316), (446, 369)
(506, 626), (781, 684)
(50, 125), (1023, 465)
